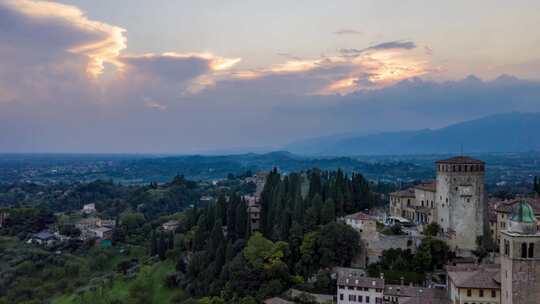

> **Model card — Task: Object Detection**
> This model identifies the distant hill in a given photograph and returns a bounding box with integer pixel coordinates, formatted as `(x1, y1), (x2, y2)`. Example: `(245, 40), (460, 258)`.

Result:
(285, 112), (540, 155)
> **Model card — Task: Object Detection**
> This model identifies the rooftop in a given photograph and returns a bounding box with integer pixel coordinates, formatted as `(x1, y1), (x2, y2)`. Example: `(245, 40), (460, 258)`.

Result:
(33, 230), (55, 240)
(345, 212), (374, 221)
(447, 264), (500, 289)
(495, 198), (540, 215)
(390, 188), (415, 198)
(511, 201), (537, 223)
(385, 285), (447, 302)
(337, 269), (384, 289)
(436, 156), (484, 164)
(414, 181), (436, 192)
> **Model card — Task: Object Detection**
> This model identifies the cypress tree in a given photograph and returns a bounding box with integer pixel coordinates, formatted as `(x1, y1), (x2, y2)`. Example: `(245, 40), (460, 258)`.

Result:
(150, 230), (158, 256)
(321, 198), (336, 224)
(168, 231), (174, 250)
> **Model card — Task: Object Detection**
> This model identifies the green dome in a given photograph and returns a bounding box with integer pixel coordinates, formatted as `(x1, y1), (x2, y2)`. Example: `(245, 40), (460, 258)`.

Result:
(511, 201), (536, 223)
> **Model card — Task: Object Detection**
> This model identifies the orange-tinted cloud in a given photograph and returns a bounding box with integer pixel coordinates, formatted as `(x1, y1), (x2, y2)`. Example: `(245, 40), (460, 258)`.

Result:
(1, 0), (126, 77)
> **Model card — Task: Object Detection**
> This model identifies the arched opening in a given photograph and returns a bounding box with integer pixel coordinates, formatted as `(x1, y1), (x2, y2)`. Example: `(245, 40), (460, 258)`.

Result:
(529, 243), (535, 258)
(521, 243), (528, 258)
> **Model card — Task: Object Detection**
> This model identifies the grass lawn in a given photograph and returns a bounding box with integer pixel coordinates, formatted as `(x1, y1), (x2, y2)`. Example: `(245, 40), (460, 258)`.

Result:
(52, 260), (186, 304)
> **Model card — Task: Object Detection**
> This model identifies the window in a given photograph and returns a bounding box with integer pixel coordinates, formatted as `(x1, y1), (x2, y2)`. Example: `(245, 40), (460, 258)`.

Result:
(491, 290), (496, 298)
(467, 289), (472, 297)
(504, 240), (509, 256)
(366, 296), (370, 303)
(479, 289), (484, 297)
(339, 294), (344, 301)
(358, 295), (363, 302)
(522, 243), (528, 258)
(529, 243), (535, 258)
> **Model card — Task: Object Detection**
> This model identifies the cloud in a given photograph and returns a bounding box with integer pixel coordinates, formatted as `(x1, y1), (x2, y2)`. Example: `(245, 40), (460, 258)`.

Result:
(2, 1), (539, 154)
(0, 0), (126, 77)
(334, 28), (363, 35)
(144, 99), (168, 111)
(340, 40), (416, 56)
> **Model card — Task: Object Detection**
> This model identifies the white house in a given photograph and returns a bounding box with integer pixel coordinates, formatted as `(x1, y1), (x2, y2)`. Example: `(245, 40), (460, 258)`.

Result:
(82, 203), (96, 214)
(337, 269), (384, 304)
(344, 212), (377, 233)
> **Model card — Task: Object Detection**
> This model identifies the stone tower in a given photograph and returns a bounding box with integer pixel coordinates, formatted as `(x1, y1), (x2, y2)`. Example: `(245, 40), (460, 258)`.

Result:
(435, 156), (486, 252)
(500, 201), (540, 304)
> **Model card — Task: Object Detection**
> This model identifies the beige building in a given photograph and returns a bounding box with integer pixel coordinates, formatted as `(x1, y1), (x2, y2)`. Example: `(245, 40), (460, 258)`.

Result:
(389, 188), (415, 220)
(499, 201), (540, 304)
(447, 264), (500, 304)
(435, 156), (487, 253)
(337, 269), (384, 304)
(389, 156), (487, 253)
(344, 212), (377, 234)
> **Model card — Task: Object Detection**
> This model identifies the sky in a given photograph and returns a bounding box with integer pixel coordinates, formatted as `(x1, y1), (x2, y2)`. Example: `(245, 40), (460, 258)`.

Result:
(1, 0), (540, 153)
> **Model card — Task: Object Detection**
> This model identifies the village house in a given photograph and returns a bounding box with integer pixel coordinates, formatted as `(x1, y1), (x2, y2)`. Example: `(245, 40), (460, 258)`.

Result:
(28, 230), (57, 246)
(0, 210), (8, 227)
(82, 203), (96, 214)
(161, 220), (179, 232)
(447, 264), (501, 304)
(344, 212), (377, 234)
(243, 195), (262, 233)
(337, 268), (384, 304)
(76, 217), (116, 240)
(89, 226), (113, 240)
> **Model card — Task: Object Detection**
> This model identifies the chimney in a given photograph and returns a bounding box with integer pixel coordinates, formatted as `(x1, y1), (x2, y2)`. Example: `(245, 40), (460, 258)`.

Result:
(400, 276), (404, 286)
(380, 273), (384, 280)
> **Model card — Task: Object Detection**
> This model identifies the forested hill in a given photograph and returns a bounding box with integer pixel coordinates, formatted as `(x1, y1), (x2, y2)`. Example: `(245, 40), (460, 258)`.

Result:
(0, 152), (432, 183)
(285, 112), (540, 155)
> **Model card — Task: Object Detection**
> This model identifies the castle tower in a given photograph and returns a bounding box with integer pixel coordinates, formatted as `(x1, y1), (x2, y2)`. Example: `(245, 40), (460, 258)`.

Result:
(435, 156), (486, 252)
(500, 202), (540, 304)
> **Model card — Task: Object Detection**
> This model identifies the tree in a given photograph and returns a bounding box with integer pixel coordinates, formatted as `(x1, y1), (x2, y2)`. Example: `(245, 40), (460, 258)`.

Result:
(150, 230), (158, 256)
(318, 222), (360, 268)
(243, 232), (289, 269)
(423, 222), (441, 237)
(296, 231), (320, 277)
(320, 198), (335, 225)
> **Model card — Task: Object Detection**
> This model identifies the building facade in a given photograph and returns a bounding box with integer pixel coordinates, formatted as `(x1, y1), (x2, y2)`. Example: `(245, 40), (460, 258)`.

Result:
(337, 269), (384, 304)
(493, 198), (540, 247)
(390, 156), (487, 253)
(435, 156), (487, 252)
(447, 264), (500, 304)
(499, 201), (540, 304)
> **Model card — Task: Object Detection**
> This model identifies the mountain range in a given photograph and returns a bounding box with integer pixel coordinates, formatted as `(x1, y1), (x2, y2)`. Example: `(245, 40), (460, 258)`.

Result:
(285, 112), (540, 155)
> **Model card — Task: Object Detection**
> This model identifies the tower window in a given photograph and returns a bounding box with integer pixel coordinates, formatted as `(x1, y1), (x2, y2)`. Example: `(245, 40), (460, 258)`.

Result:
(479, 289), (484, 297)
(529, 243), (534, 258)
(467, 289), (471, 297)
(504, 240), (509, 255)
(492, 290), (496, 298)
(521, 243), (527, 258)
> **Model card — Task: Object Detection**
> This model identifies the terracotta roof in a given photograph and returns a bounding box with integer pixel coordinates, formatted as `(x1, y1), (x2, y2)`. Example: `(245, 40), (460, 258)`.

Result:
(345, 212), (374, 221)
(338, 274), (384, 289)
(495, 198), (540, 215)
(414, 181), (436, 192)
(436, 156), (484, 164)
(447, 264), (500, 289)
(386, 286), (448, 303)
(400, 291), (450, 304)
(390, 188), (415, 198)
